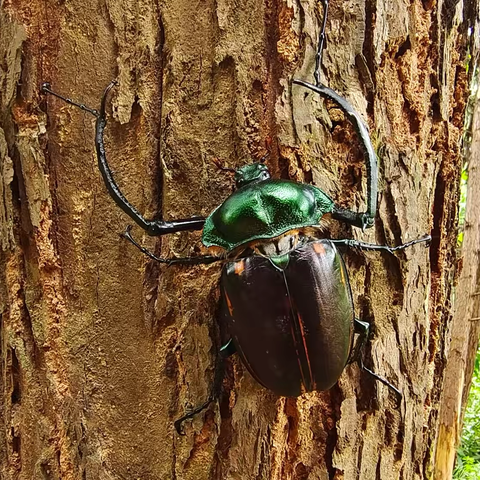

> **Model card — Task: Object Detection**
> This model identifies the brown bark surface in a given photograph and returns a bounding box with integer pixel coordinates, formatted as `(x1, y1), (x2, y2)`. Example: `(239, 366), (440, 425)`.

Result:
(0, 1), (477, 479)
(434, 63), (480, 478)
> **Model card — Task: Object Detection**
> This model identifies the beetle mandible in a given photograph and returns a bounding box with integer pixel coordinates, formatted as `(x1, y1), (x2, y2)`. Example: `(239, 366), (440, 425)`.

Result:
(41, 0), (430, 434)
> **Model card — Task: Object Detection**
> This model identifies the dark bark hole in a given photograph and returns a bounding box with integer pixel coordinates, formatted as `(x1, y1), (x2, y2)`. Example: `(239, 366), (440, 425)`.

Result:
(441, 0), (461, 30)
(384, 410), (396, 446)
(11, 427), (21, 454)
(422, 0), (435, 10)
(285, 397), (300, 448)
(56, 449), (61, 472)
(429, 93), (442, 121)
(252, 79), (264, 93)
(293, 462), (309, 480)
(429, 168), (445, 273)
(356, 428), (365, 474)
(11, 348), (21, 404)
(216, 359), (234, 458)
(217, 55), (235, 73)
(395, 421), (405, 462)
(323, 389), (340, 479)
(403, 98), (420, 135)
(395, 36), (411, 59)
(164, 348), (179, 380)
(40, 461), (53, 479)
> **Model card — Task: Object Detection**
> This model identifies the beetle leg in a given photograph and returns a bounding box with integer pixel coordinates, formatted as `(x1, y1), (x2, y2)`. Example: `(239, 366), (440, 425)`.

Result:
(348, 319), (369, 365)
(314, 0), (329, 86)
(121, 226), (223, 266)
(293, 80), (378, 230)
(330, 234), (431, 254)
(293, 0), (378, 230)
(351, 319), (402, 400)
(174, 340), (235, 435)
(219, 338), (236, 357)
(41, 82), (206, 236)
(41, 83), (100, 116)
(174, 398), (213, 436)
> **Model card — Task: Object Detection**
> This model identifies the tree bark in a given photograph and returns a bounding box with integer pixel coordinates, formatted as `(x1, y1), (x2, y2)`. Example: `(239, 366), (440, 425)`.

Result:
(434, 61), (480, 479)
(0, 1), (477, 479)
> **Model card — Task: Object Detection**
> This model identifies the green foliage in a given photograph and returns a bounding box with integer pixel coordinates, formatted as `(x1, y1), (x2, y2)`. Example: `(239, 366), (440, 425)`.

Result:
(459, 168), (469, 224)
(457, 167), (469, 247)
(454, 348), (480, 479)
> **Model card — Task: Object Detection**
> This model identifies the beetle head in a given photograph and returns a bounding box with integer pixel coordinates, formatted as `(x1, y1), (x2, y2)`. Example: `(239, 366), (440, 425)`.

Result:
(235, 163), (271, 189)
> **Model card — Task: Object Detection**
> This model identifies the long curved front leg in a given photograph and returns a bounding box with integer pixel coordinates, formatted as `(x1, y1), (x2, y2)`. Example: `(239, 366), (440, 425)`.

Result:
(94, 82), (206, 235)
(292, 0), (378, 230)
(41, 81), (206, 236)
(292, 80), (378, 230)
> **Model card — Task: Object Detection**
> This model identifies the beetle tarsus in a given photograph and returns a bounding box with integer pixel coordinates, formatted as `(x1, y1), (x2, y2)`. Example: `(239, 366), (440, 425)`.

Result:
(174, 397), (214, 435)
(361, 213), (375, 231)
(314, 0), (329, 86)
(360, 363), (402, 400)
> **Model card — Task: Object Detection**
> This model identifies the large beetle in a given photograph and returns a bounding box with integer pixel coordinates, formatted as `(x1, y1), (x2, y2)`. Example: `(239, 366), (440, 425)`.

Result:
(42, 0), (430, 434)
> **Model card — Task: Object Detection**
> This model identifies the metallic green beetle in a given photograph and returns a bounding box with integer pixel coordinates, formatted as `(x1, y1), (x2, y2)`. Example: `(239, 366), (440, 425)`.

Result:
(41, 0), (430, 434)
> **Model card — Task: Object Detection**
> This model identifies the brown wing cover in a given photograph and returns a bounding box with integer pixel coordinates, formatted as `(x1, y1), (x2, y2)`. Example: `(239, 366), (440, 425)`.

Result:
(221, 240), (354, 397)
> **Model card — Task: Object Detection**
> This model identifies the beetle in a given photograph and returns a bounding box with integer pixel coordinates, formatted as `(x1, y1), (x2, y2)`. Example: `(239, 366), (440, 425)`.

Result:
(41, 0), (430, 434)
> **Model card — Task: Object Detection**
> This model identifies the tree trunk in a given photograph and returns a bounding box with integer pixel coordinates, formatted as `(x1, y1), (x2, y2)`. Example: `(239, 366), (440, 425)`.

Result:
(0, 1), (477, 479)
(434, 62), (480, 479)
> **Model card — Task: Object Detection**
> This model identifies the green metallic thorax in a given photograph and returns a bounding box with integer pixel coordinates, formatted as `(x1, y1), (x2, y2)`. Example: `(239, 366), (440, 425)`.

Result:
(202, 179), (334, 251)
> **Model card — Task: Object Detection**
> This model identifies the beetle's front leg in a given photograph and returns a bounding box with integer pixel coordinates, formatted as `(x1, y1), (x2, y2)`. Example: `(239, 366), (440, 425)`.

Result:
(174, 339), (236, 435)
(122, 226), (223, 266)
(293, 80), (378, 230)
(41, 82), (206, 237)
(292, 0), (378, 230)
(350, 319), (402, 399)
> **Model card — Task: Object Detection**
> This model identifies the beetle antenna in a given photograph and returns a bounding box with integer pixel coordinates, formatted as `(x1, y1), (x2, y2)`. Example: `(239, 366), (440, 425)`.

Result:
(40, 83), (99, 117)
(314, 0), (329, 87)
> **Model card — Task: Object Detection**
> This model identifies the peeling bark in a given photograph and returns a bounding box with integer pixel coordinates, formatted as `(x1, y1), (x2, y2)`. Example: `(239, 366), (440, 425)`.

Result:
(434, 58), (480, 479)
(0, 1), (478, 479)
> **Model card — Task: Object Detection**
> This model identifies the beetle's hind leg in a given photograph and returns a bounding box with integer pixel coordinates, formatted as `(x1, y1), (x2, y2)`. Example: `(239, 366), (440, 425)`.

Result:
(350, 319), (402, 400)
(174, 340), (236, 435)
(122, 226), (223, 266)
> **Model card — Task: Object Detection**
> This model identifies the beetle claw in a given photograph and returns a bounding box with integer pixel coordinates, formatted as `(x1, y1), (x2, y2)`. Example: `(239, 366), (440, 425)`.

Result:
(361, 213), (374, 231)
(119, 225), (133, 240)
(41, 82), (51, 94)
(174, 419), (187, 436)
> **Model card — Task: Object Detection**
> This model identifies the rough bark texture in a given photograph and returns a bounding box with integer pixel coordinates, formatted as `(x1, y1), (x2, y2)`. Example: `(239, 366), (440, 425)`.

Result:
(0, 1), (477, 479)
(434, 63), (480, 478)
